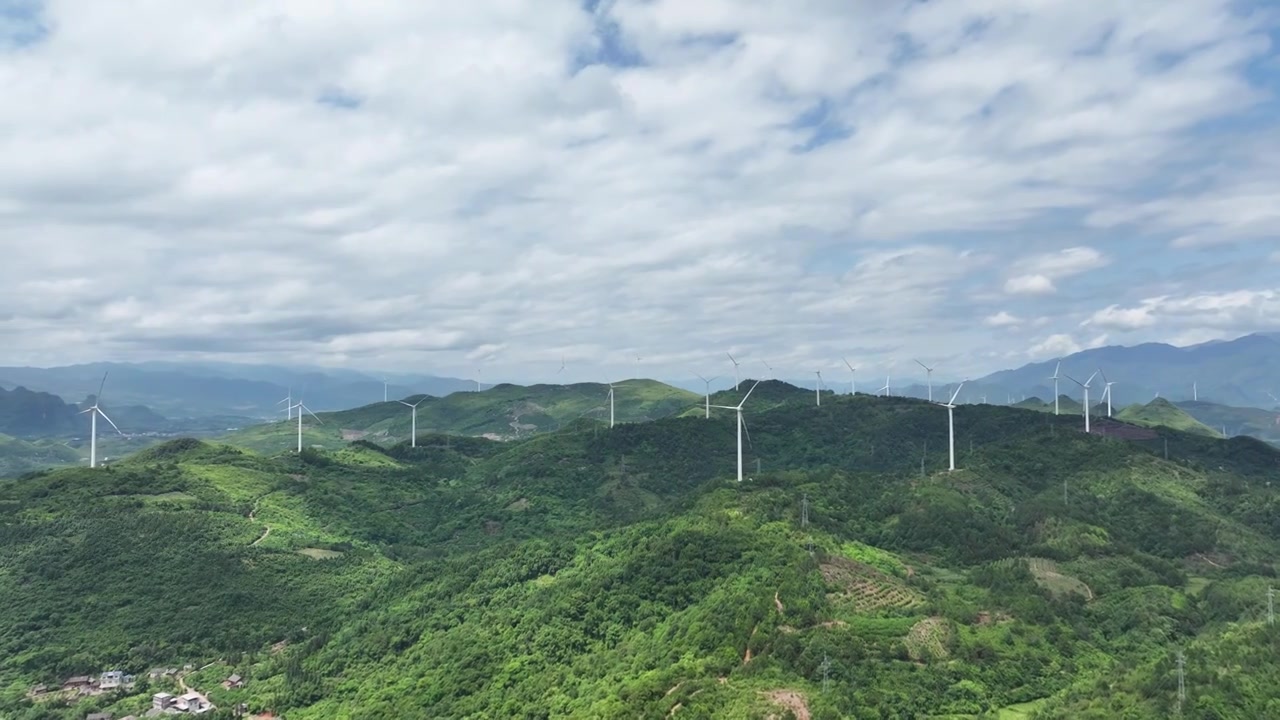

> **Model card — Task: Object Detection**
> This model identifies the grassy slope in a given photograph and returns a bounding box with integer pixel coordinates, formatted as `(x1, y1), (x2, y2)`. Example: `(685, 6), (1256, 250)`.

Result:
(1117, 398), (1220, 437)
(2, 396), (1280, 718)
(1178, 400), (1280, 445)
(0, 434), (81, 477)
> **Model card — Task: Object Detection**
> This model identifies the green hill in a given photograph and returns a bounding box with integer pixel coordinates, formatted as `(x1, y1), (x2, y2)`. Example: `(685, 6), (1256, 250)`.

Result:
(2, 396), (1280, 718)
(0, 433), (82, 477)
(1117, 398), (1221, 437)
(1178, 400), (1280, 446)
(215, 379), (700, 454)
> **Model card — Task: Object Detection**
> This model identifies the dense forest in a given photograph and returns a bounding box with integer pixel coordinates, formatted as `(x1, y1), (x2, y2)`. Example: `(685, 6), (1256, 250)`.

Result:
(1, 390), (1279, 718)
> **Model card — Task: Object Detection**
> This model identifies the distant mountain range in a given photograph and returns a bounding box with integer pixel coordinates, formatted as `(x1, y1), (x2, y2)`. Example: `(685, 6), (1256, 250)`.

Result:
(974, 332), (1280, 409)
(0, 362), (477, 420)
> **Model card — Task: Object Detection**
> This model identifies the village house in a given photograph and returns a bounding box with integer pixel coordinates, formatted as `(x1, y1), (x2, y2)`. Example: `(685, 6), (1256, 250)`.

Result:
(152, 692), (175, 711)
(98, 670), (136, 690)
(85, 713), (112, 720)
(63, 676), (94, 692)
(221, 673), (243, 689)
(177, 691), (212, 714)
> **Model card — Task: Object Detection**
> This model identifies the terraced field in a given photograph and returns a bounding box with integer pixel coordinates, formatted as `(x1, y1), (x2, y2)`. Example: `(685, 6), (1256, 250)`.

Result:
(819, 555), (923, 612)
(904, 617), (952, 661)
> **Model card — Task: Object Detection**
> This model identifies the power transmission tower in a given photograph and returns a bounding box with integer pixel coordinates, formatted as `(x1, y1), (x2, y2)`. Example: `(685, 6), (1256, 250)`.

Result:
(801, 494), (809, 528)
(1176, 650), (1186, 716)
(820, 654), (831, 694)
(1269, 586), (1275, 626)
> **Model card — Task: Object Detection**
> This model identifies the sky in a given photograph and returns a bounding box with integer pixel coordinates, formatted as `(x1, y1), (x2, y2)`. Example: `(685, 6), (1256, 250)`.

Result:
(1, 0), (1279, 384)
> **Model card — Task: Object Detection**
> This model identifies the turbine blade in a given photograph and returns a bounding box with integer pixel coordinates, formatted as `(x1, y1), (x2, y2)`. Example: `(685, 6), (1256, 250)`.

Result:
(97, 408), (122, 435)
(303, 405), (323, 424)
(1085, 371), (1099, 386)
(741, 412), (753, 449)
(843, 357), (855, 372)
(949, 381), (966, 405)
(739, 380), (763, 407)
(96, 372), (109, 403)
(695, 372), (707, 382)
(913, 358), (928, 371)
(727, 352), (737, 365)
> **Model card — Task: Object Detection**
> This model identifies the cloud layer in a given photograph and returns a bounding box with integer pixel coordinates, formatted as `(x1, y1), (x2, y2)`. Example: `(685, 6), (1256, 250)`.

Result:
(1, 0), (1278, 382)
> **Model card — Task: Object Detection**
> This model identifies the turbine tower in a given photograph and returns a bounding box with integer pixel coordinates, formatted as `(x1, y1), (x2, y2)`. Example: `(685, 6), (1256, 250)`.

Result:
(1064, 371), (1099, 434)
(937, 381), (966, 472)
(1049, 361), (1061, 416)
(814, 371), (823, 406)
(80, 372), (122, 469)
(290, 400), (322, 453)
(727, 352), (742, 390)
(608, 383), (616, 428)
(842, 357), (856, 395)
(382, 378), (389, 403)
(913, 359), (936, 402)
(709, 381), (761, 483)
(399, 397), (426, 448)
(695, 373), (719, 419)
(1193, 381), (1198, 402)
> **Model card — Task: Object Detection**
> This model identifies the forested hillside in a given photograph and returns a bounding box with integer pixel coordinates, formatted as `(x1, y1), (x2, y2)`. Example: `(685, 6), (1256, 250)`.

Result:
(2, 394), (1279, 719)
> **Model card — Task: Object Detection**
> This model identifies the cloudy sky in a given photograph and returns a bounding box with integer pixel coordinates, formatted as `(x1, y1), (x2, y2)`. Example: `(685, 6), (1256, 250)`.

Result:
(1, 0), (1278, 383)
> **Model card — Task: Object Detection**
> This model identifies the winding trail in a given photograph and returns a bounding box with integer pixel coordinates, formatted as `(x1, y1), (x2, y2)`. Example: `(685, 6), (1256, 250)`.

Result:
(249, 496), (270, 547)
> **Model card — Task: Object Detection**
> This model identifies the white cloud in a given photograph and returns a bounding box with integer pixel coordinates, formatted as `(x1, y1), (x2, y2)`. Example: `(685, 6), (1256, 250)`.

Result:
(0, 1), (1275, 381)
(1085, 304), (1157, 331)
(1029, 334), (1082, 358)
(1003, 246), (1109, 295)
(984, 311), (1022, 327)
(1004, 274), (1057, 295)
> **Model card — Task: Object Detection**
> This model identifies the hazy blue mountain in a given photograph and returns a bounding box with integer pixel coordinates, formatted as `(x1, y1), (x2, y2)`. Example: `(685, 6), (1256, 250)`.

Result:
(975, 333), (1280, 409)
(0, 362), (476, 419)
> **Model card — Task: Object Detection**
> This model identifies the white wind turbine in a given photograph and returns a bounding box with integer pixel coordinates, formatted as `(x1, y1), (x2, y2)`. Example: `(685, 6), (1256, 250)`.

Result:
(290, 400), (322, 453)
(913, 359), (936, 402)
(277, 387), (293, 421)
(695, 373), (719, 419)
(382, 378), (389, 403)
(842, 357), (856, 395)
(880, 370), (891, 397)
(709, 380), (761, 483)
(81, 373), (122, 469)
(1049, 361), (1061, 416)
(474, 367), (482, 392)
(814, 371), (823, 406)
(1099, 369), (1116, 418)
(727, 352), (742, 390)
(1064, 371), (1099, 434)
(761, 359), (774, 380)
(399, 397), (426, 448)
(937, 381), (966, 472)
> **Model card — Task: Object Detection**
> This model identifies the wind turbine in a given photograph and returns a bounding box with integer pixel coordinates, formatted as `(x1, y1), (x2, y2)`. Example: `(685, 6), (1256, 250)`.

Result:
(474, 367), (482, 392)
(913, 359), (936, 402)
(761, 359), (774, 380)
(80, 372), (122, 469)
(1049, 361), (1061, 416)
(880, 370), (891, 397)
(277, 387), (293, 421)
(937, 381), (966, 472)
(1099, 369), (1116, 418)
(814, 371), (823, 406)
(1064, 371), (1099, 433)
(399, 397), (426, 448)
(709, 380), (761, 483)
(695, 373), (719, 419)
(727, 352), (742, 390)
(842, 357), (856, 395)
(1193, 382), (1198, 402)
(382, 378), (389, 403)
(557, 354), (566, 375)
(290, 400), (322, 453)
